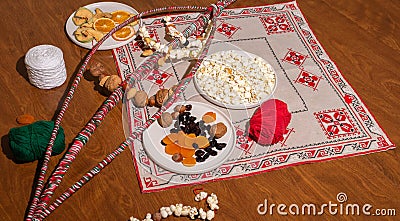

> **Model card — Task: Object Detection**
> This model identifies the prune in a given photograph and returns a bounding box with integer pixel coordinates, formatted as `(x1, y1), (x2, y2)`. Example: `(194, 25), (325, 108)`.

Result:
(185, 104), (192, 111)
(209, 150), (218, 156)
(195, 149), (205, 157)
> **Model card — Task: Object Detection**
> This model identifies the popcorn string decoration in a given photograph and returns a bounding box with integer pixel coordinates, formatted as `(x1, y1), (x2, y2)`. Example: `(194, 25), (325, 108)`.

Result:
(129, 191), (218, 221)
(26, 1), (237, 220)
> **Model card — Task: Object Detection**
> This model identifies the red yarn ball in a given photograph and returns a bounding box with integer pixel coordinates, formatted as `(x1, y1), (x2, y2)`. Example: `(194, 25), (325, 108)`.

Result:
(248, 99), (291, 145)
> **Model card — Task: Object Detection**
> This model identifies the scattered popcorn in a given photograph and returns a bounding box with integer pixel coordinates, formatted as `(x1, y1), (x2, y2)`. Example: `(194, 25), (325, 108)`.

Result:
(160, 207), (168, 218)
(206, 210), (215, 220)
(181, 206), (191, 216)
(130, 216), (140, 221)
(189, 207), (199, 219)
(195, 50), (276, 105)
(195, 191), (208, 201)
(198, 208), (207, 220)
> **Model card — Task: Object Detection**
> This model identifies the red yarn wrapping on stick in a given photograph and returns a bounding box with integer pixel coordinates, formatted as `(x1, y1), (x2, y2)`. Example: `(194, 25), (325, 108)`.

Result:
(248, 99), (291, 145)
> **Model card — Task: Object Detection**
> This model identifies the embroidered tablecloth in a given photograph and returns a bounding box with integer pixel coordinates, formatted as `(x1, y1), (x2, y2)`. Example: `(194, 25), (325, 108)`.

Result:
(113, 1), (395, 192)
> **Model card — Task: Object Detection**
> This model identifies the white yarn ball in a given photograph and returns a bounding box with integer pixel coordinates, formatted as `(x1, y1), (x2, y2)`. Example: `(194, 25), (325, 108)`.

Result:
(25, 45), (67, 89)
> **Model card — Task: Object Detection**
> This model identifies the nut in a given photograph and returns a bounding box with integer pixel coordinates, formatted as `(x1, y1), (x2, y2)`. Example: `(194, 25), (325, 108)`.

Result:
(104, 75), (122, 91)
(171, 111), (180, 120)
(157, 112), (173, 128)
(133, 90), (148, 108)
(155, 89), (169, 107)
(16, 114), (35, 125)
(147, 95), (156, 107)
(210, 122), (227, 139)
(126, 88), (137, 100)
(89, 61), (106, 77)
(172, 153), (183, 162)
(99, 75), (110, 87)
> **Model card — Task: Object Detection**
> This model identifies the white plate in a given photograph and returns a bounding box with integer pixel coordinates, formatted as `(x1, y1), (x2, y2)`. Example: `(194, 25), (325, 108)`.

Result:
(65, 2), (139, 50)
(142, 101), (236, 174)
(194, 50), (277, 109)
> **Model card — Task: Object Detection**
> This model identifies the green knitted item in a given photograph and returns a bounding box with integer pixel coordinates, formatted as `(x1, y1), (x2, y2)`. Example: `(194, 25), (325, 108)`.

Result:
(8, 120), (65, 162)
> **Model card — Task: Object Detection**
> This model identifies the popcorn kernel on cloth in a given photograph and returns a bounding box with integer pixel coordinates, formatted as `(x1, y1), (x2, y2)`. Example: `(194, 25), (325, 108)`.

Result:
(249, 99), (291, 145)
(8, 120), (65, 162)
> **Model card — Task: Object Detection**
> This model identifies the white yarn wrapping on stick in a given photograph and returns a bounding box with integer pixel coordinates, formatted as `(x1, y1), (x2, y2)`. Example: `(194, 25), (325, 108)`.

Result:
(25, 45), (67, 89)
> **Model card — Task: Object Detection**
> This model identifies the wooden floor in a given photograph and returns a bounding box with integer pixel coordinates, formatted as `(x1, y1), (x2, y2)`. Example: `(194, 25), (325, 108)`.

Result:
(0, 0), (398, 220)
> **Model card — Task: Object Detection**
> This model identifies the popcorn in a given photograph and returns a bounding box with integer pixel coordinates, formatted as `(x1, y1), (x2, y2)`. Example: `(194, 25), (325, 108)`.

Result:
(195, 191), (208, 201)
(189, 207), (199, 219)
(198, 208), (207, 220)
(206, 210), (215, 220)
(130, 217), (140, 221)
(196, 50), (276, 105)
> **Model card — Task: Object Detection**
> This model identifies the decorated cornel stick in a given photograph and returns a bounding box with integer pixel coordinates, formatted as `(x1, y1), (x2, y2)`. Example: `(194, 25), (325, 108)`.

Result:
(26, 0), (237, 220)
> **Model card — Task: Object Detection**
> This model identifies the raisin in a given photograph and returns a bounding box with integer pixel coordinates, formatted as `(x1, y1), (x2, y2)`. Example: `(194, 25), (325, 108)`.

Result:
(195, 149), (205, 157)
(210, 150), (218, 156)
(185, 104), (192, 111)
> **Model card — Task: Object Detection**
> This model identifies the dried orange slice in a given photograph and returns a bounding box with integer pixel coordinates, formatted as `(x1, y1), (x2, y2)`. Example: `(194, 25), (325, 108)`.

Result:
(182, 156), (196, 167)
(93, 17), (115, 33)
(112, 26), (135, 41)
(111, 10), (132, 24)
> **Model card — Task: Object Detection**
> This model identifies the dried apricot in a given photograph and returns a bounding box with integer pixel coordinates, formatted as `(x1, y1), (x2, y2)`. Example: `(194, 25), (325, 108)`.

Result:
(180, 148), (195, 158)
(16, 114), (35, 125)
(165, 143), (181, 155)
(182, 156), (196, 167)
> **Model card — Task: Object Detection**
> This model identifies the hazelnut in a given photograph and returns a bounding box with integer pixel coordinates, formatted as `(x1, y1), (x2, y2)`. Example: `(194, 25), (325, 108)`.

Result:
(157, 112), (173, 128)
(153, 213), (162, 221)
(147, 95), (156, 107)
(171, 111), (180, 120)
(172, 153), (183, 162)
(155, 89), (169, 107)
(133, 90), (148, 108)
(126, 88), (137, 100)
(99, 75), (110, 87)
(210, 122), (227, 139)
(89, 61), (106, 77)
(104, 75), (122, 91)
(173, 105), (186, 113)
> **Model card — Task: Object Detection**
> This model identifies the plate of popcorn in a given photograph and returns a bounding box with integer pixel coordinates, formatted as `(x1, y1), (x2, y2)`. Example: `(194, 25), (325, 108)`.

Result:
(194, 50), (277, 109)
(142, 101), (236, 174)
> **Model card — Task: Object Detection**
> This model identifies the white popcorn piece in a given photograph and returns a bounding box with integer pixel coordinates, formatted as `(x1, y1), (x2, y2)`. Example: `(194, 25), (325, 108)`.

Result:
(206, 210), (215, 220)
(198, 208), (207, 220)
(160, 207), (168, 218)
(195, 191), (208, 201)
(170, 204), (176, 212)
(165, 207), (172, 216)
(189, 207), (199, 219)
(181, 206), (191, 216)
(130, 216), (140, 221)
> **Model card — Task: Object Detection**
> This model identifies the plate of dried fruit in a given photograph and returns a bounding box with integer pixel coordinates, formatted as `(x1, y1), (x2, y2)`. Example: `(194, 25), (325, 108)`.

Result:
(142, 101), (236, 174)
(65, 2), (139, 50)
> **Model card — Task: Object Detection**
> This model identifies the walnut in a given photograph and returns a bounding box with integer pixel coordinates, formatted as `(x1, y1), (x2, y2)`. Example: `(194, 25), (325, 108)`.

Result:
(210, 122), (227, 139)
(88, 61), (106, 77)
(133, 90), (148, 108)
(155, 89), (169, 107)
(104, 75), (122, 91)
(157, 112), (173, 128)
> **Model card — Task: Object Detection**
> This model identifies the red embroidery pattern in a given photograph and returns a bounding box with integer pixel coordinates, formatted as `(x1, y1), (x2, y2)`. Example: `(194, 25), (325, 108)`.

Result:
(217, 22), (240, 38)
(235, 127), (254, 154)
(295, 70), (322, 90)
(146, 69), (172, 87)
(259, 14), (294, 35)
(282, 49), (308, 66)
(315, 109), (359, 139)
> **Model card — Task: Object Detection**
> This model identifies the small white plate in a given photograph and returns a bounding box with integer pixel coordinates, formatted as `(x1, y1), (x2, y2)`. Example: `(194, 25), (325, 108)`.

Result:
(194, 50), (277, 109)
(142, 101), (236, 174)
(65, 2), (139, 50)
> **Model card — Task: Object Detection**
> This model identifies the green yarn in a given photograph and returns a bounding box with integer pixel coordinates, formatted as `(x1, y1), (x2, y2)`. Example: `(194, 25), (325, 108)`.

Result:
(8, 120), (65, 162)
